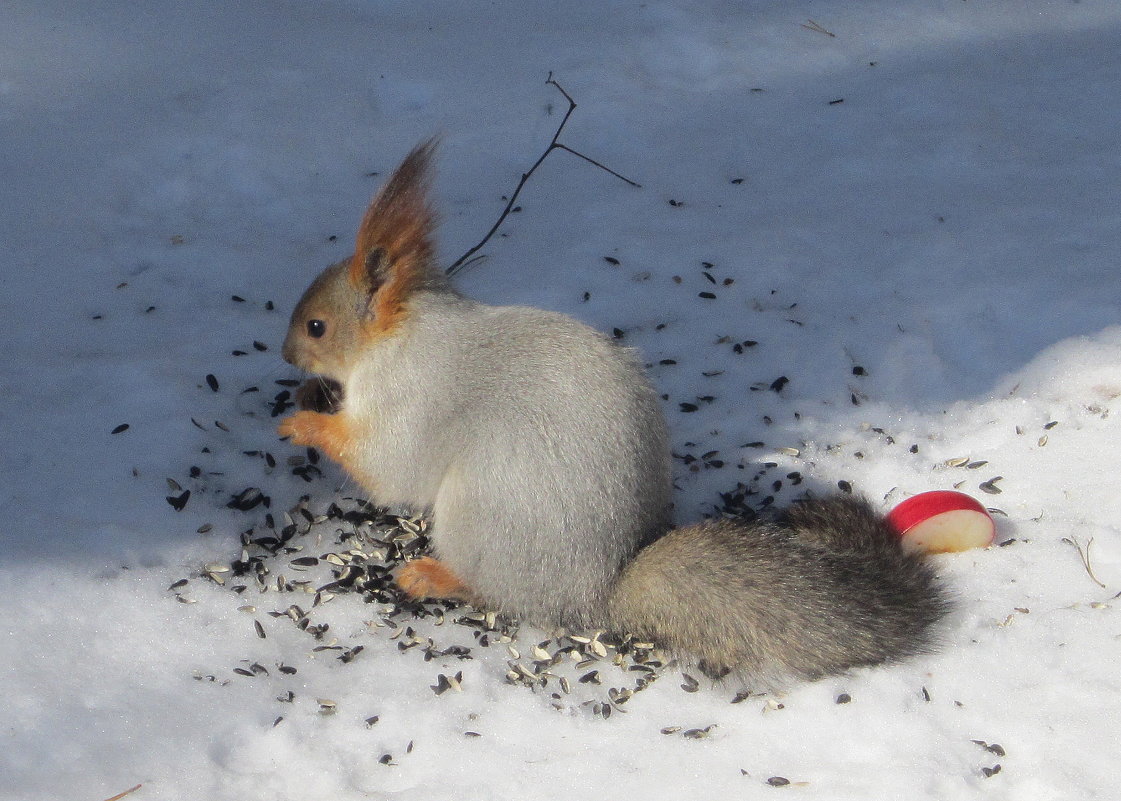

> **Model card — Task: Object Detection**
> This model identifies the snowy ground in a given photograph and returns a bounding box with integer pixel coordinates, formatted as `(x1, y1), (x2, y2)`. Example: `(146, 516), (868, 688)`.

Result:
(3, 1), (1121, 799)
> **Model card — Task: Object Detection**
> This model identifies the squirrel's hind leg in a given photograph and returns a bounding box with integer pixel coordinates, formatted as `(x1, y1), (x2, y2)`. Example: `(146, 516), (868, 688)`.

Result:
(397, 557), (475, 603)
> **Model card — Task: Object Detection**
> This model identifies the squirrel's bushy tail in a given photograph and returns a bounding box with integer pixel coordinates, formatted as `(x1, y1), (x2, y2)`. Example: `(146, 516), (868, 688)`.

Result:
(607, 495), (951, 682)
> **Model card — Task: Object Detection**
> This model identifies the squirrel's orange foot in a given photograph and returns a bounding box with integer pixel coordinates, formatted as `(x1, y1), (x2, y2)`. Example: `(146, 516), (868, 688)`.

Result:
(397, 557), (472, 602)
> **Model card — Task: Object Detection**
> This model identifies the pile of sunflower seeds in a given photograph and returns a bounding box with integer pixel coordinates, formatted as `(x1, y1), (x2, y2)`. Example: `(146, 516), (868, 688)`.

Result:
(171, 493), (685, 718)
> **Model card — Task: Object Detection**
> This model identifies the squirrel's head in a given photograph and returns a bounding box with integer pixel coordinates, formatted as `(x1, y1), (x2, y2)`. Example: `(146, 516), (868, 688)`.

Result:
(282, 138), (442, 383)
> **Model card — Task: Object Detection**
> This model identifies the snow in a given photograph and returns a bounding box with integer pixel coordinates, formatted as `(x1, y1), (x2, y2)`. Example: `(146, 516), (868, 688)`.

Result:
(3, 1), (1121, 799)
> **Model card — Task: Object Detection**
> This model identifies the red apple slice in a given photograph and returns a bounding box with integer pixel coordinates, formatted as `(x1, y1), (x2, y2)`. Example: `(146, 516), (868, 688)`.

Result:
(887, 490), (995, 553)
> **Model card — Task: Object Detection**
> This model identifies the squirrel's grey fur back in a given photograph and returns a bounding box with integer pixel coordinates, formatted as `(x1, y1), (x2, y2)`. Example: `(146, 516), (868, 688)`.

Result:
(344, 290), (672, 629)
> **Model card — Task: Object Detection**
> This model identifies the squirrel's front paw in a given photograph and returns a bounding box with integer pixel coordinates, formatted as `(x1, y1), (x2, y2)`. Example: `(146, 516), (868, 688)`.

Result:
(277, 409), (352, 466)
(397, 557), (472, 602)
(277, 410), (323, 446)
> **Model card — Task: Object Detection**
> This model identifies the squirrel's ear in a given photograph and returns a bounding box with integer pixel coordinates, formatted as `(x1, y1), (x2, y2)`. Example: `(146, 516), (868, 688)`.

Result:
(349, 138), (439, 333)
(362, 247), (390, 289)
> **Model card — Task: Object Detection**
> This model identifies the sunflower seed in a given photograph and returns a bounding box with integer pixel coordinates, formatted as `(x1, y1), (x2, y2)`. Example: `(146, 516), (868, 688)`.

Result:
(609, 687), (633, 706)
(979, 477), (1004, 494)
(684, 726), (715, 739)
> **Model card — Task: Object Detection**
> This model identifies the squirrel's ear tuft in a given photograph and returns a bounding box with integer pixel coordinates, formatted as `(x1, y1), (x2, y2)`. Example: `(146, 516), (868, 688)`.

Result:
(349, 138), (440, 331)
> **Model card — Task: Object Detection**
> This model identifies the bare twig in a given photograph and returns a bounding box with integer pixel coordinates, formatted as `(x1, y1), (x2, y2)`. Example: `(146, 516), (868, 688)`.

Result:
(1062, 536), (1108, 589)
(802, 19), (836, 37)
(552, 144), (639, 185)
(446, 73), (641, 277)
(102, 785), (143, 801)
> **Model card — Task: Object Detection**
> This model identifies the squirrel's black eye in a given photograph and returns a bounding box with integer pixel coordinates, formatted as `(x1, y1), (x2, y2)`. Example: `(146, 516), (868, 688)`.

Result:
(307, 319), (326, 338)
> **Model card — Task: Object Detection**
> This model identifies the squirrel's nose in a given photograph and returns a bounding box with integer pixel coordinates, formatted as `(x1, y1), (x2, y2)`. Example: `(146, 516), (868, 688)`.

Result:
(280, 331), (297, 366)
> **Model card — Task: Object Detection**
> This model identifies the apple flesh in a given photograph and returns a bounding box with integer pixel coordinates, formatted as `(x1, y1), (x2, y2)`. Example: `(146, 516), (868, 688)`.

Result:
(887, 490), (995, 553)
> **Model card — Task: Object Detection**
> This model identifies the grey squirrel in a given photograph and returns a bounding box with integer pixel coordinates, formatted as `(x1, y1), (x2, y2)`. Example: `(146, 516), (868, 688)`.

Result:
(278, 140), (949, 683)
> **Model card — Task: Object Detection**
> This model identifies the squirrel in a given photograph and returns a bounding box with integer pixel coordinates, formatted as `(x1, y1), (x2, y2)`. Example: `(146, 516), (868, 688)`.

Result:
(278, 140), (950, 683)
